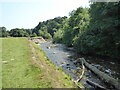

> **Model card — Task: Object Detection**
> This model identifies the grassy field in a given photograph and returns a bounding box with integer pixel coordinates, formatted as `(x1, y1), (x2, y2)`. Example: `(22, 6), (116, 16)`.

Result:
(0, 38), (2, 89)
(2, 37), (77, 88)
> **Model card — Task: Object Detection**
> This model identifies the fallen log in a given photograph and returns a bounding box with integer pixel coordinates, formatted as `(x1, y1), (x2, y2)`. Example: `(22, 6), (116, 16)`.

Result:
(79, 58), (120, 90)
(86, 79), (106, 90)
(75, 60), (106, 89)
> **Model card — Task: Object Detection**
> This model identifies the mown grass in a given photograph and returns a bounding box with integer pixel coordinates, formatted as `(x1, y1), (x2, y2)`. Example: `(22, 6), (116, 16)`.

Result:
(0, 38), (2, 89)
(2, 37), (77, 88)
(2, 37), (44, 88)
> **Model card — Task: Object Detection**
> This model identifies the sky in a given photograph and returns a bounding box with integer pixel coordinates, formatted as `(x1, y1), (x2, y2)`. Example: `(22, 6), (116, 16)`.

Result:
(0, 0), (90, 30)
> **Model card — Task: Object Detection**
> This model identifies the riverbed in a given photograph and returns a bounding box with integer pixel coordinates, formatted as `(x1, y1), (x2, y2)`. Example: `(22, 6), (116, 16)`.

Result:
(39, 41), (119, 89)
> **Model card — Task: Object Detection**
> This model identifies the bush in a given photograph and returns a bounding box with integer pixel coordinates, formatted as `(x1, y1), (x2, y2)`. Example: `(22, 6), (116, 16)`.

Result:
(39, 30), (52, 40)
(53, 29), (63, 43)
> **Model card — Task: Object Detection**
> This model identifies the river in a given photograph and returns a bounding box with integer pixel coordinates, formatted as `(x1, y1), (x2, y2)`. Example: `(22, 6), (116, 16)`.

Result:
(39, 41), (120, 89)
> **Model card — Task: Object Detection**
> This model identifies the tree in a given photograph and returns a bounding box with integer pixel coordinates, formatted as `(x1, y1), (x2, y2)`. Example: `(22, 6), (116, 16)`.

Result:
(10, 28), (30, 37)
(32, 33), (37, 37)
(33, 16), (67, 37)
(39, 29), (52, 40)
(62, 7), (90, 46)
(0, 27), (9, 37)
(53, 29), (63, 43)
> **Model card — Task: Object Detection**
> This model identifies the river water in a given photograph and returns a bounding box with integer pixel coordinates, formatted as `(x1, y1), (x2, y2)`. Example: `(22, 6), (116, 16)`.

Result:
(39, 41), (120, 89)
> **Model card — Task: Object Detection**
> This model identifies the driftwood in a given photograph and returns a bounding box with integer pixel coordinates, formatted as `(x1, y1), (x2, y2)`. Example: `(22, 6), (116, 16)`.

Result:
(73, 61), (85, 88)
(73, 59), (106, 89)
(86, 79), (106, 90)
(79, 58), (120, 90)
(76, 61), (85, 82)
(74, 81), (83, 88)
(75, 60), (106, 89)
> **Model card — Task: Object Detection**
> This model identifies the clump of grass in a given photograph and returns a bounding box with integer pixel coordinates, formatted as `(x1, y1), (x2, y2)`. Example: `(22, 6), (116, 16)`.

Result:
(57, 67), (63, 71)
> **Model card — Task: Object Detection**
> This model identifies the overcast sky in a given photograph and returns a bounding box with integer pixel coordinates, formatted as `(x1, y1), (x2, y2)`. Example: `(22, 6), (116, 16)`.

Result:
(0, 0), (90, 30)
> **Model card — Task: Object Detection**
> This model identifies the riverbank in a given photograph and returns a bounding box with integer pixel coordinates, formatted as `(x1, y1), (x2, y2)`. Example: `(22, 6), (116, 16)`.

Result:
(2, 37), (77, 88)
(39, 41), (120, 89)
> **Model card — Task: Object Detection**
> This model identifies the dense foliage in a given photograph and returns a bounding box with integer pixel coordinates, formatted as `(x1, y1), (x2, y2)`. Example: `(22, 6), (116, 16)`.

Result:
(73, 2), (120, 59)
(10, 28), (29, 37)
(32, 16), (67, 39)
(54, 2), (120, 59)
(1, 2), (119, 59)
(0, 27), (9, 37)
(0, 27), (33, 37)
(62, 7), (90, 46)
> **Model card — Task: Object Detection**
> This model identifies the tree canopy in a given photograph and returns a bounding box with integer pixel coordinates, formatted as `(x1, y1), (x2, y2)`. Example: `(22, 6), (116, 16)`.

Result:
(53, 2), (120, 59)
